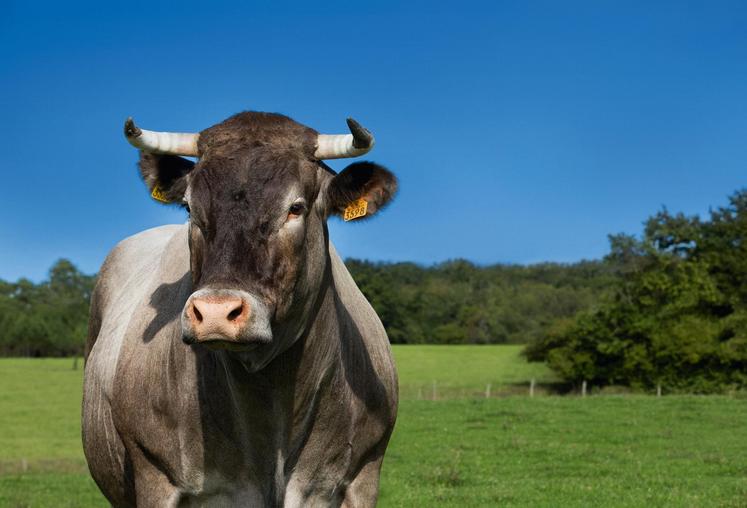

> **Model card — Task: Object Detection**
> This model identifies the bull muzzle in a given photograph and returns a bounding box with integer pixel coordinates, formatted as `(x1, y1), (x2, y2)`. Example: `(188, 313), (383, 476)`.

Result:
(181, 289), (272, 349)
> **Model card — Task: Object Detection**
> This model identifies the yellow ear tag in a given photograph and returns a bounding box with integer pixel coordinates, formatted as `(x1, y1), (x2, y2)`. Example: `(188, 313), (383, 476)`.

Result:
(151, 185), (171, 203)
(343, 198), (368, 221)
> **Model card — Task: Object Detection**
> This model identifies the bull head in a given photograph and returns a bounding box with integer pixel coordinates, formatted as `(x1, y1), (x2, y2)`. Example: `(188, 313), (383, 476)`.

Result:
(123, 111), (396, 369)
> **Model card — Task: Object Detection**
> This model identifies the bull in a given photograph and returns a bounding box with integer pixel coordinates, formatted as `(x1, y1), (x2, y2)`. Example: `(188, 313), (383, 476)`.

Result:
(82, 111), (399, 507)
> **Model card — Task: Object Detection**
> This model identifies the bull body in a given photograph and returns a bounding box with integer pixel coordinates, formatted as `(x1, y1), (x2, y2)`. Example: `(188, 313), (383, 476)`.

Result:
(83, 224), (397, 506)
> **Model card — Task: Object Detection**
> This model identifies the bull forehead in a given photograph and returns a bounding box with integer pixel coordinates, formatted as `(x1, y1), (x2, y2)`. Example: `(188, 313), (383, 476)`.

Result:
(197, 111), (318, 158)
(189, 148), (317, 214)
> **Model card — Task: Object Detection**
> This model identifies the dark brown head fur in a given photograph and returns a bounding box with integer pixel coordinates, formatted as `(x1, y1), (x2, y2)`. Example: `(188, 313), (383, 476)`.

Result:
(136, 111), (397, 352)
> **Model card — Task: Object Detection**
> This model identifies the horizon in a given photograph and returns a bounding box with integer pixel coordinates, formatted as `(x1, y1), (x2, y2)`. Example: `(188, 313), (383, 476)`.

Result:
(4, 250), (612, 283)
(2, 1), (746, 281)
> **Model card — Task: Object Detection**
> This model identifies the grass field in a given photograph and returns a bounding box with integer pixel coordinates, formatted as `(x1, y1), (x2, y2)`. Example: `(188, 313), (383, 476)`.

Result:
(1, 347), (746, 507)
(393, 345), (558, 399)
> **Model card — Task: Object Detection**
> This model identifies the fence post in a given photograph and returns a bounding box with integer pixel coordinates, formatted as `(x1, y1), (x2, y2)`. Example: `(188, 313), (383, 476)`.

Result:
(72, 356), (78, 371)
(485, 383), (491, 399)
(529, 378), (535, 398)
(656, 383), (662, 397)
(581, 380), (587, 397)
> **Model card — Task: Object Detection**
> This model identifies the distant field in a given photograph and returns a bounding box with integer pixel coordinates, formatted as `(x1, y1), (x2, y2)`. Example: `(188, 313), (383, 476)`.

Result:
(2, 349), (747, 507)
(393, 345), (557, 399)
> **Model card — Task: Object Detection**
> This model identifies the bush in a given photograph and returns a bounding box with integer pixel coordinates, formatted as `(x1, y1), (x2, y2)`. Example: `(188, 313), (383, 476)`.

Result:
(525, 190), (747, 393)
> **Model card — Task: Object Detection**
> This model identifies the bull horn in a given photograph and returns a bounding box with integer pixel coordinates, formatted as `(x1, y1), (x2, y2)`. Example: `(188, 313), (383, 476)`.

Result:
(314, 118), (375, 159)
(124, 117), (200, 156)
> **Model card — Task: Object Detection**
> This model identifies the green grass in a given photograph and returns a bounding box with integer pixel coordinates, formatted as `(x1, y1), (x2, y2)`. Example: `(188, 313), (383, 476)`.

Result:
(393, 345), (557, 398)
(379, 397), (747, 507)
(0, 359), (85, 463)
(1, 349), (747, 507)
(0, 358), (101, 507)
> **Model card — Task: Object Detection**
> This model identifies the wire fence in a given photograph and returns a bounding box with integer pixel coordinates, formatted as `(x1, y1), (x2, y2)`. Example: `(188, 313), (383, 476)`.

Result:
(400, 378), (557, 400)
(397, 379), (711, 400)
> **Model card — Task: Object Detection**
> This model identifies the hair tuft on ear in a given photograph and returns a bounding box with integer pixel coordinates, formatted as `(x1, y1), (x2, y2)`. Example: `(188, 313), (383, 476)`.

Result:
(326, 161), (398, 219)
(138, 152), (195, 204)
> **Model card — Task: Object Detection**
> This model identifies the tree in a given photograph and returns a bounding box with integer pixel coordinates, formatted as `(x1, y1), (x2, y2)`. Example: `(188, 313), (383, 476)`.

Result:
(0, 260), (95, 357)
(526, 190), (747, 392)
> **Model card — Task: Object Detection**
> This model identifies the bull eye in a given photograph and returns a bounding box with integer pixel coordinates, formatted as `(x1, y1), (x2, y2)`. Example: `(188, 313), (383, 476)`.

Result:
(289, 203), (305, 215)
(288, 202), (306, 219)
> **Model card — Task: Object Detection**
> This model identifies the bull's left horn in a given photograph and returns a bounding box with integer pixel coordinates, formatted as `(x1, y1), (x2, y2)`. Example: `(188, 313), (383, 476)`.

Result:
(124, 117), (200, 156)
(314, 118), (375, 159)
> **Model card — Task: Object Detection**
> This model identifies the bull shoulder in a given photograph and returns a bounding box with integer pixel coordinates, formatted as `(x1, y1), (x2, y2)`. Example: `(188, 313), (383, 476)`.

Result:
(85, 224), (189, 360)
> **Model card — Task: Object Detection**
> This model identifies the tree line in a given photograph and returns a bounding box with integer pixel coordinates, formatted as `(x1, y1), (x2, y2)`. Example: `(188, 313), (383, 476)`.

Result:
(0, 260), (95, 357)
(346, 259), (615, 345)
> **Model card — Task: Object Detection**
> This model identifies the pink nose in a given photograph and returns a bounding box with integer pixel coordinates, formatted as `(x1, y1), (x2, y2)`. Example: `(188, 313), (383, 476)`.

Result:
(186, 295), (250, 342)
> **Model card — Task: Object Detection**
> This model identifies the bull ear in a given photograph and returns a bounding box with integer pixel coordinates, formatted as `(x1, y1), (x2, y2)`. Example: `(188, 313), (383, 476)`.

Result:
(325, 161), (397, 220)
(138, 152), (195, 204)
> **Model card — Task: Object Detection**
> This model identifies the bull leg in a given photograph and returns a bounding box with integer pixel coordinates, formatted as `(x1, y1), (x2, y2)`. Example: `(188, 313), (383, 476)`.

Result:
(341, 456), (385, 508)
(135, 469), (182, 508)
(125, 446), (183, 508)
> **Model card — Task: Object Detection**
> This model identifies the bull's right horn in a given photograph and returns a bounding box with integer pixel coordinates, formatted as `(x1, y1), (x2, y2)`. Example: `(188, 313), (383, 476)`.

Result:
(314, 118), (375, 159)
(124, 117), (200, 157)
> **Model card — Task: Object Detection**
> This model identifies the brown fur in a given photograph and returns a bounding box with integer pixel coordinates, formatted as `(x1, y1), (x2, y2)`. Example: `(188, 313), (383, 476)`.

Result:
(325, 162), (398, 218)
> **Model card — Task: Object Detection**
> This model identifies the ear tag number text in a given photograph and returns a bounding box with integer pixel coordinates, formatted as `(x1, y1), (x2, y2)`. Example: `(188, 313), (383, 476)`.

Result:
(151, 185), (171, 203)
(343, 198), (368, 221)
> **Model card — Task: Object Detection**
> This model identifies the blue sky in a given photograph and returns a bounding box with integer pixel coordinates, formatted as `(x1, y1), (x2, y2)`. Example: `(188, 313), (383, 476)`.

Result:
(1, 1), (746, 281)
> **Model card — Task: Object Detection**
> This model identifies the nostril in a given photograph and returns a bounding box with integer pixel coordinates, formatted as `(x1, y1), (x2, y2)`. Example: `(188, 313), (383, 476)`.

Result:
(192, 305), (203, 323)
(227, 303), (244, 322)
(189, 296), (247, 331)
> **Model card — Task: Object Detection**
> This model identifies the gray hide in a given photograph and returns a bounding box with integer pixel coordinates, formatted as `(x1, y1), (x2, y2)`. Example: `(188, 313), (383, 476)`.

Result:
(82, 224), (398, 507)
